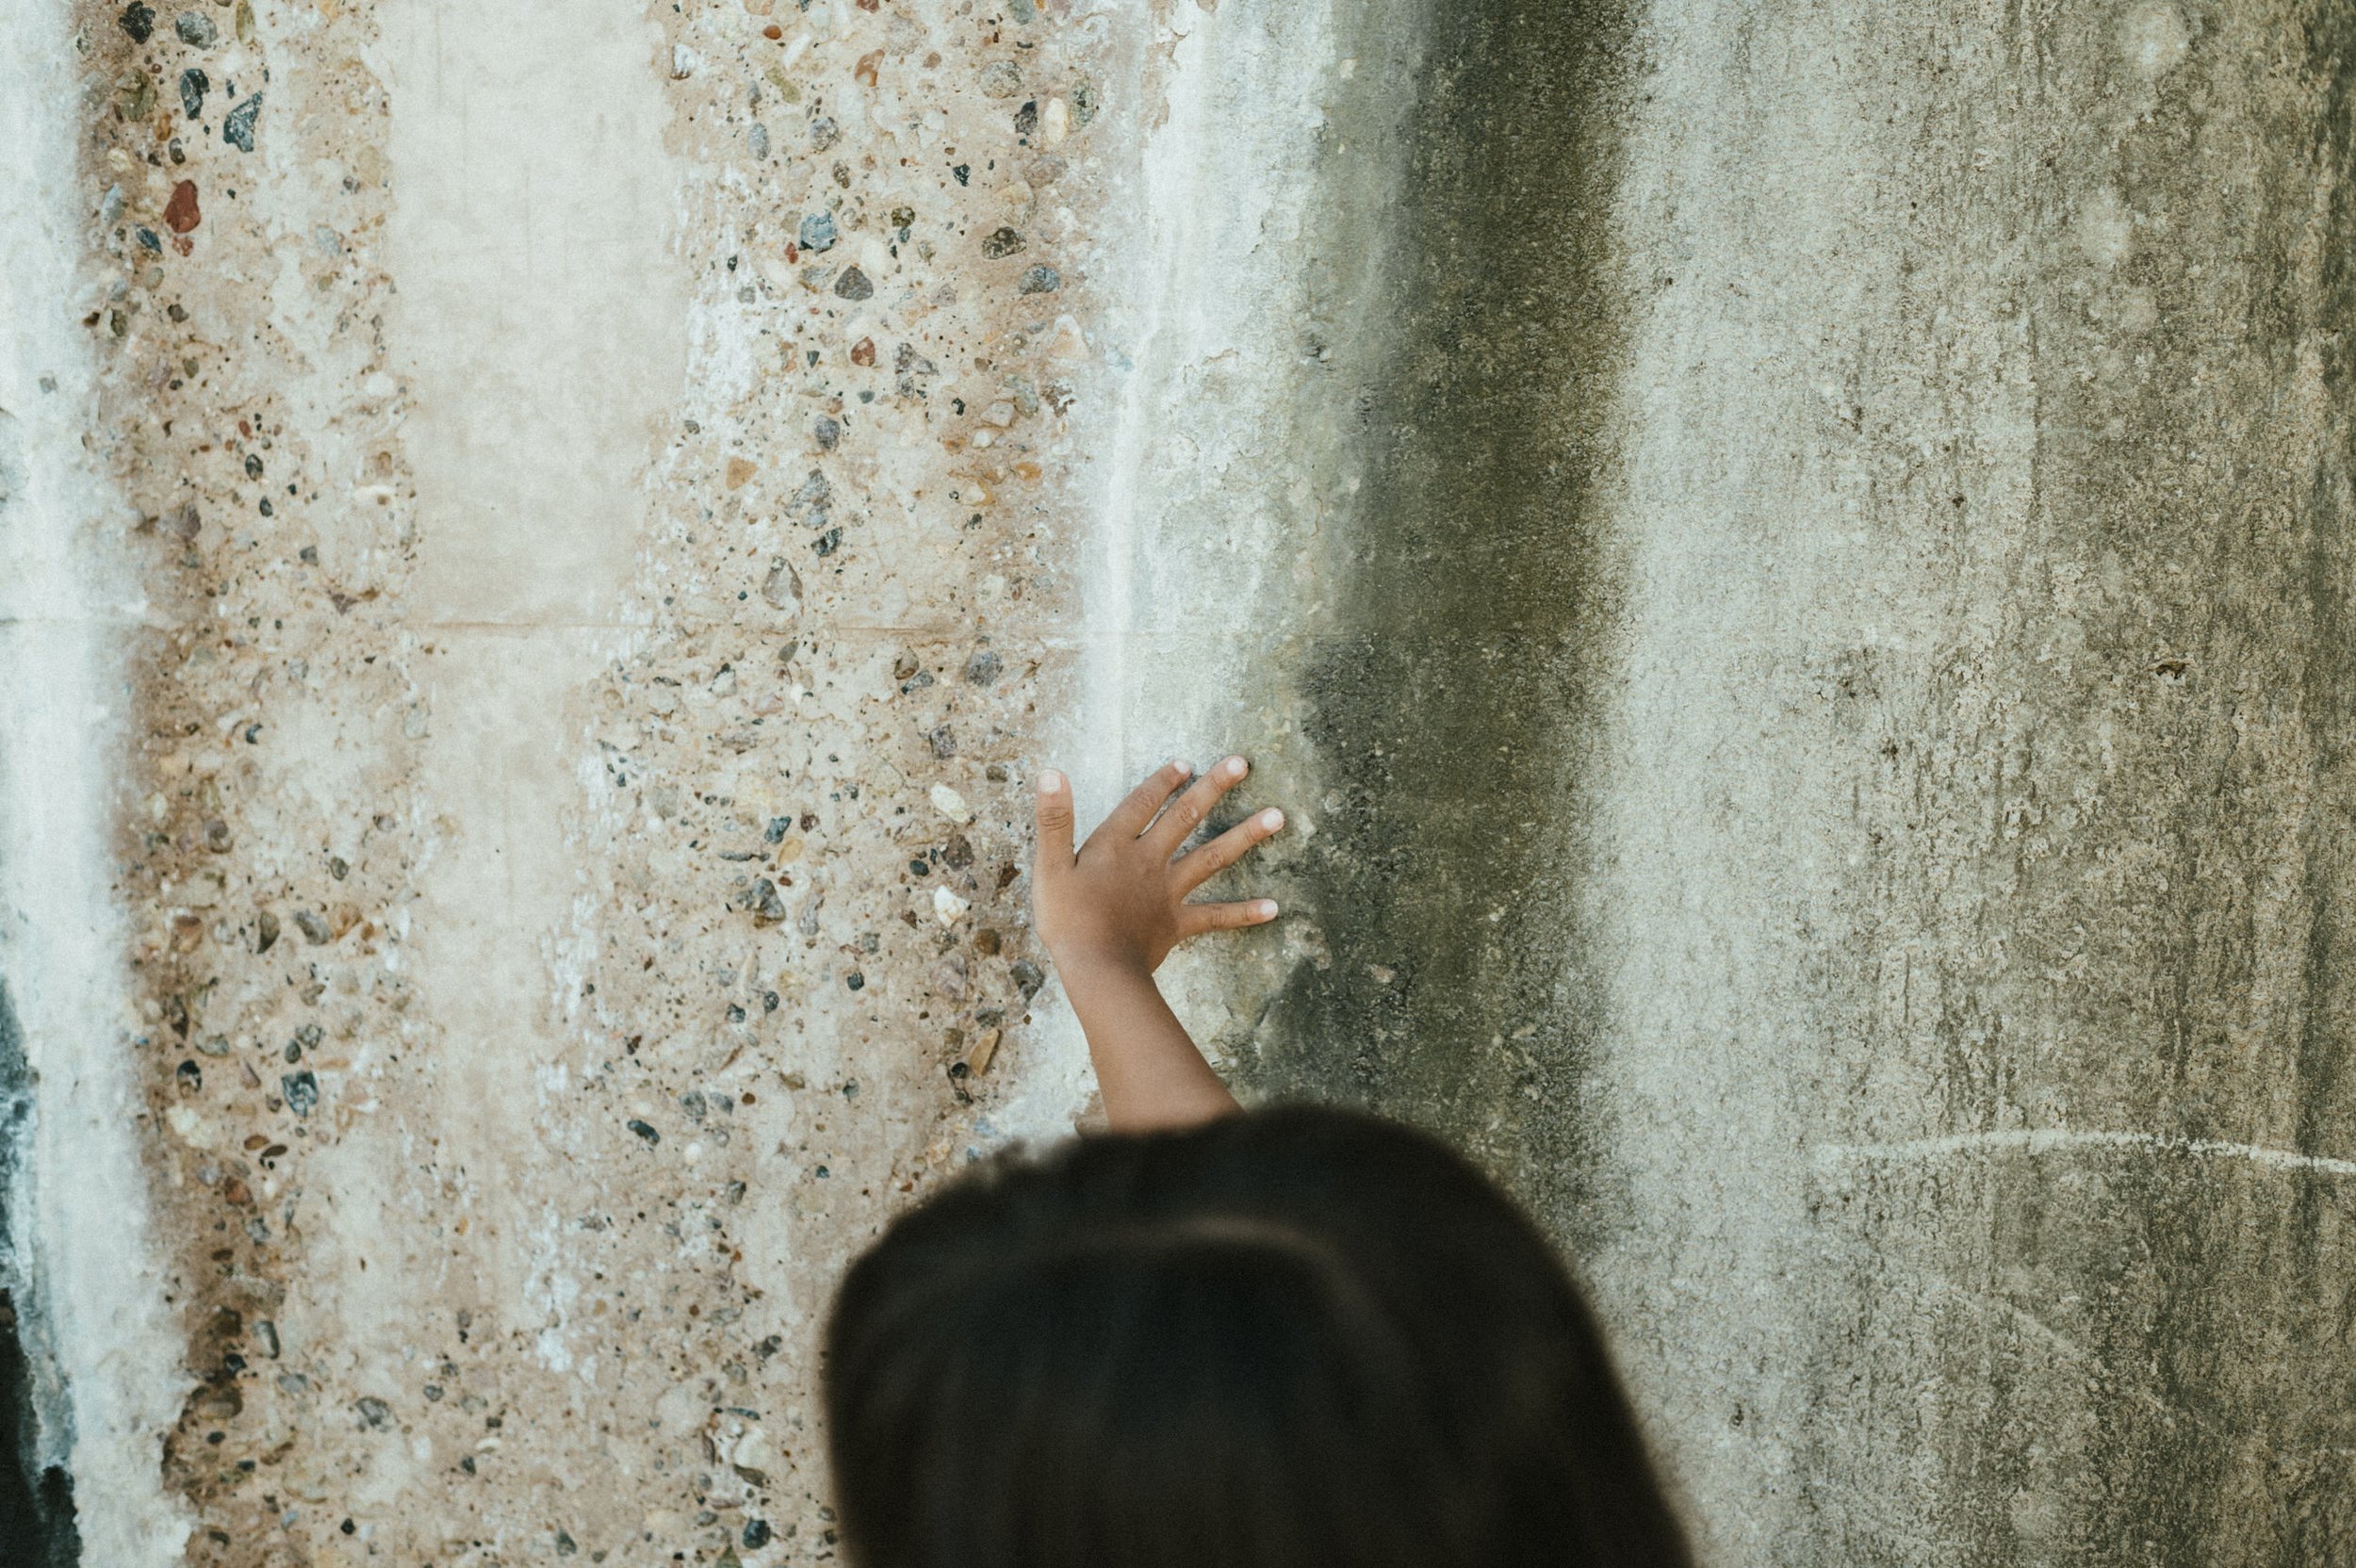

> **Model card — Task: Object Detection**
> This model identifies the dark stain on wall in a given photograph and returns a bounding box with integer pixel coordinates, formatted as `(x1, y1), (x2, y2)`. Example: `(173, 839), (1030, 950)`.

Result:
(1244, 0), (1639, 1252)
(1788, 5), (2356, 1562)
(0, 988), (80, 1568)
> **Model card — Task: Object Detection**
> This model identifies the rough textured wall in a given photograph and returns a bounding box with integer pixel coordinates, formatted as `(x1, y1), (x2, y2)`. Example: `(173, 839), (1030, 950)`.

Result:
(1584, 5), (2356, 1562)
(7, 0), (2356, 1564)
(25, 0), (1113, 1560)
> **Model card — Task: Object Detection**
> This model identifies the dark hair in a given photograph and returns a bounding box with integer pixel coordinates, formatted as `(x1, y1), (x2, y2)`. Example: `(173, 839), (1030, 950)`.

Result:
(823, 1103), (1693, 1568)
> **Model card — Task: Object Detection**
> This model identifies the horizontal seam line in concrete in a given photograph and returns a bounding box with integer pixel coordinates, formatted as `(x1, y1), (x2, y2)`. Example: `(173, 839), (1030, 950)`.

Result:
(1815, 1129), (2356, 1180)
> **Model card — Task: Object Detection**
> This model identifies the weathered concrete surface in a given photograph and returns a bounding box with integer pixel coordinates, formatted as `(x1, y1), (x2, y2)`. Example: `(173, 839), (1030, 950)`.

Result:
(39, 0), (1108, 1560)
(0, 3), (197, 1560)
(12, 0), (2356, 1562)
(1582, 5), (2356, 1561)
(1230, 0), (2356, 1563)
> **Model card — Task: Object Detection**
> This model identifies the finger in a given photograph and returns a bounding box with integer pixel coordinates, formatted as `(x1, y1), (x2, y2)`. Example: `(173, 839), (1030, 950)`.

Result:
(1035, 767), (1076, 874)
(1145, 754), (1249, 856)
(1173, 807), (1284, 893)
(1178, 897), (1282, 937)
(1088, 759), (1195, 849)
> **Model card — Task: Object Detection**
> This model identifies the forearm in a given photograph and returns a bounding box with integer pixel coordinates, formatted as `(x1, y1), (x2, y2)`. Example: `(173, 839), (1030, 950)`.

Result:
(1056, 949), (1239, 1133)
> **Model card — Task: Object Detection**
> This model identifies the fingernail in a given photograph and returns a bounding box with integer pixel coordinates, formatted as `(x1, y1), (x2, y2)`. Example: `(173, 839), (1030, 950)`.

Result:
(1223, 756), (1248, 778)
(1170, 758), (1194, 776)
(1258, 900), (1281, 918)
(1039, 769), (1065, 794)
(1260, 808), (1284, 830)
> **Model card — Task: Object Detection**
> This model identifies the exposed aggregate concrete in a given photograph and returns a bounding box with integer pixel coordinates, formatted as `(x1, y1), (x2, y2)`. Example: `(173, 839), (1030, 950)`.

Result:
(21, 0), (2356, 1563)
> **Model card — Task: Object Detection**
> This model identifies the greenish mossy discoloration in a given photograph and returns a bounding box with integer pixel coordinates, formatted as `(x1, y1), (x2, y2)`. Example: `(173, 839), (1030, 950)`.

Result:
(1778, 5), (2356, 1560)
(1242, 0), (1636, 1242)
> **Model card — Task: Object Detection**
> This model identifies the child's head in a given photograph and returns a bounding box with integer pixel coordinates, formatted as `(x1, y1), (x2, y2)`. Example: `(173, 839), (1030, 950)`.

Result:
(823, 1103), (1692, 1568)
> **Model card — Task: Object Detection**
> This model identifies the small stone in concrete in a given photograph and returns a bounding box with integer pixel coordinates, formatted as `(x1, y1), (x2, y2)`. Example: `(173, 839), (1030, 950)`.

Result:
(222, 92), (262, 153)
(834, 266), (873, 301)
(1019, 265), (1060, 294)
(748, 121), (770, 160)
(810, 116), (840, 150)
(928, 726), (957, 759)
(761, 560), (802, 613)
(980, 60), (1023, 98)
(628, 1119), (661, 1145)
(797, 210), (837, 252)
(178, 68), (207, 119)
(1013, 99), (1038, 137)
(748, 878), (788, 924)
(963, 648), (1002, 685)
(281, 1070), (319, 1118)
(1010, 959), (1045, 999)
(173, 10), (216, 46)
(356, 1396), (389, 1429)
(981, 226), (1025, 258)
(118, 69), (156, 122)
(929, 783), (973, 822)
(814, 414), (840, 449)
(164, 180), (201, 234)
(120, 2), (155, 41)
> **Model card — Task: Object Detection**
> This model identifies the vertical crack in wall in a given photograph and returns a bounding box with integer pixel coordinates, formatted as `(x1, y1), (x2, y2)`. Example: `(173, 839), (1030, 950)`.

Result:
(1249, 0), (1639, 1244)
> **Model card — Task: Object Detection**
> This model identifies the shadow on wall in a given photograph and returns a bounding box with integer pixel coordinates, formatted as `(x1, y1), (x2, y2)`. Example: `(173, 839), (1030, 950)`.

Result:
(0, 988), (77, 1567)
(0, 1293), (78, 1568)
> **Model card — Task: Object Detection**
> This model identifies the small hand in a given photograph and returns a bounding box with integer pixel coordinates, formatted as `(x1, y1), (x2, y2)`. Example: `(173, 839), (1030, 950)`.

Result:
(1033, 756), (1284, 974)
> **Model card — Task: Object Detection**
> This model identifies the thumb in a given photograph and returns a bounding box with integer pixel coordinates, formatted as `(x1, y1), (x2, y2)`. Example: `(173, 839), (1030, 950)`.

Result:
(1035, 767), (1076, 873)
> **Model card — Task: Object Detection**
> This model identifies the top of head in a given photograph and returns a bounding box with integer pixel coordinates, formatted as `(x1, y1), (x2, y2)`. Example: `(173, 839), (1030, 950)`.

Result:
(823, 1103), (1693, 1568)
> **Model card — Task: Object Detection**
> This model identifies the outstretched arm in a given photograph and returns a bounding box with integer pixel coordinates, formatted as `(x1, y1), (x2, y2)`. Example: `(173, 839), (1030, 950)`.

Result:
(1031, 757), (1285, 1132)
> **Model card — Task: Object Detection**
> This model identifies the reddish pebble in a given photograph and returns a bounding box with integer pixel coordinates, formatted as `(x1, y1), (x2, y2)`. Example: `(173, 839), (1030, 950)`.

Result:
(857, 0), (879, 8)
(850, 336), (876, 367)
(164, 179), (200, 234)
(762, 23), (781, 38)
(855, 48), (882, 86)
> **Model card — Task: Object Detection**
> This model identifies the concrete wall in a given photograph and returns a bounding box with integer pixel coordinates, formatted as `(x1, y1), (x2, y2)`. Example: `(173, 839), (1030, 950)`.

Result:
(5, 0), (2353, 1563)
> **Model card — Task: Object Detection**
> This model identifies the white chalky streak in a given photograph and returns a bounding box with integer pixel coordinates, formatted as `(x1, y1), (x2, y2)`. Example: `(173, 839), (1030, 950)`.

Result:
(0, 2), (190, 1560)
(1817, 1128), (2356, 1183)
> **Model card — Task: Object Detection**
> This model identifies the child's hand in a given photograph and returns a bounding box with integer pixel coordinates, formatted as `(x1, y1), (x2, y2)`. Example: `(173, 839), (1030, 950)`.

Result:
(1033, 756), (1284, 975)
